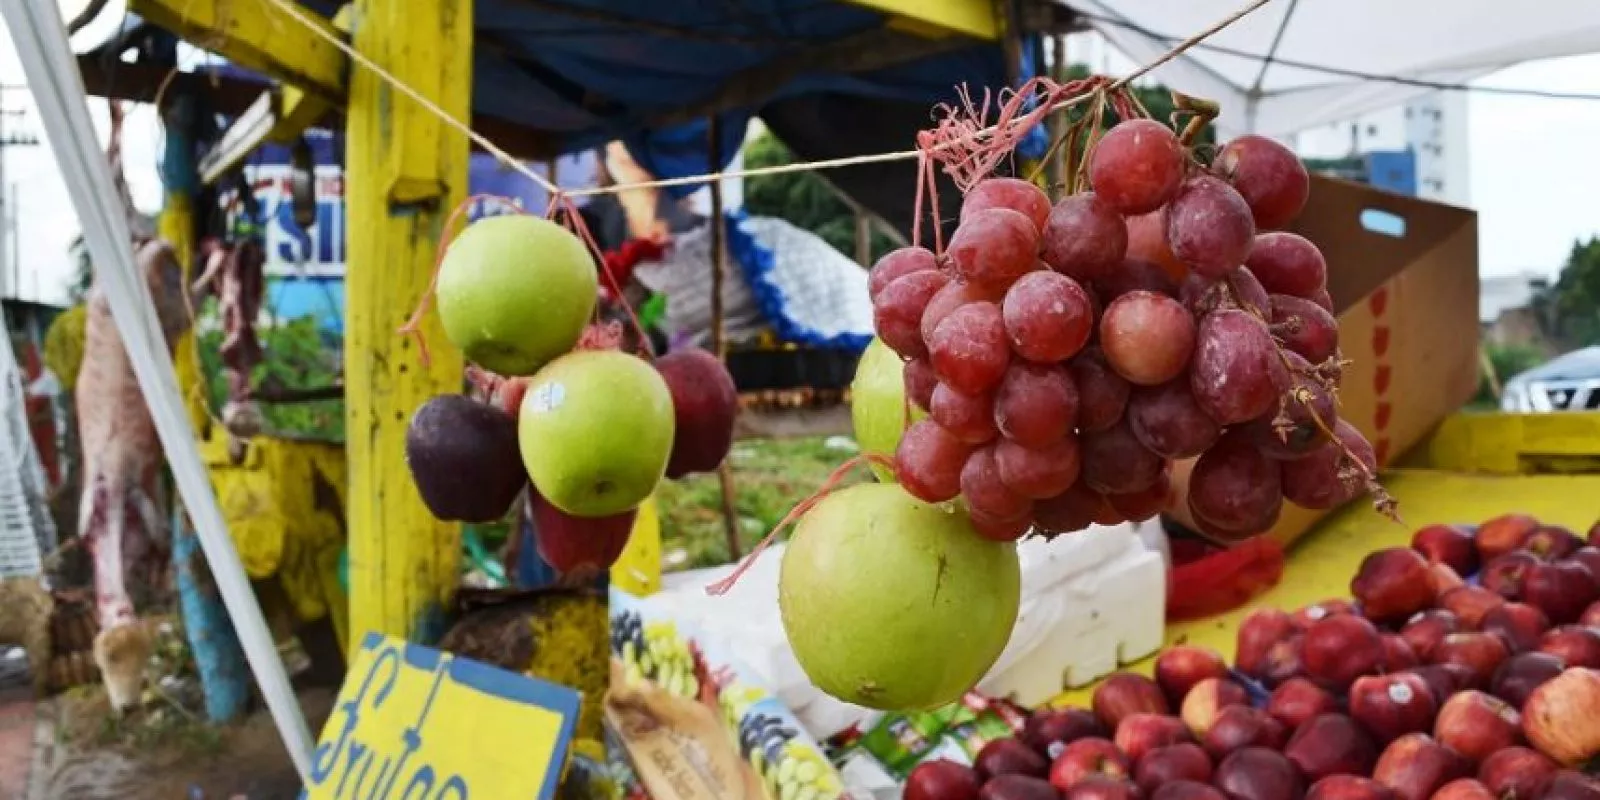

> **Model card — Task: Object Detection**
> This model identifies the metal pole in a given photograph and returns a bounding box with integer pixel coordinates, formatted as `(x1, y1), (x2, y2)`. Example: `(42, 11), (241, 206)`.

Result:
(706, 117), (741, 560)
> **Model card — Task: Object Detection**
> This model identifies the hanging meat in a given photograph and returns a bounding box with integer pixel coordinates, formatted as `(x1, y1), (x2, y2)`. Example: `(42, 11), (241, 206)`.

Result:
(192, 231), (266, 438)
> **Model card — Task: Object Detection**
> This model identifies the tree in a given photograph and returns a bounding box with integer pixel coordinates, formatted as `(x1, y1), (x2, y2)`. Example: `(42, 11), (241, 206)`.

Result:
(1539, 236), (1600, 347)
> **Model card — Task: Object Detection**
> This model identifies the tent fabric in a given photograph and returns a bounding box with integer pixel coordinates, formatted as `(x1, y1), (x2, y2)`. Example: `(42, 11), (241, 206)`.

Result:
(1067, 0), (1600, 137)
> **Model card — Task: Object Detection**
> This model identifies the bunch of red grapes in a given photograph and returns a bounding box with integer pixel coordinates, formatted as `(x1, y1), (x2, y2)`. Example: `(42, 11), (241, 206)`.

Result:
(870, 118), (1378, 543)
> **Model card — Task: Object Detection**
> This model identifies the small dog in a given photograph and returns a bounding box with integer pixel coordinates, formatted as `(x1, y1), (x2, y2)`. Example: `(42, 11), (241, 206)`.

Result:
(0, 576), (55, 695)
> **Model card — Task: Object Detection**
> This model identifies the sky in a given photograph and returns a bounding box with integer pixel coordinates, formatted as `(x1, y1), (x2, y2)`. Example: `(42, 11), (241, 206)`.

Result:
(2, 8), (1600, 308)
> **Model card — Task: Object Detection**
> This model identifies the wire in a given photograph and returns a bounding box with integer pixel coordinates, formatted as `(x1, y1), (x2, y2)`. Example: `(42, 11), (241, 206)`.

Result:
(1076, 9), (1600, 102)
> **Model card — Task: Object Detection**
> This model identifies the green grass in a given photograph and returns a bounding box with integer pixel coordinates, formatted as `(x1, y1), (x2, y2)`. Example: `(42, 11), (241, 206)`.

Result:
(656, 436), (868, 570)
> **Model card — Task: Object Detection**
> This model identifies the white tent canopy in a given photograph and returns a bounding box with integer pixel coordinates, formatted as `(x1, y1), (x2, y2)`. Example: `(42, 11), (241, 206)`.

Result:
(1068, 0), (1600, 137)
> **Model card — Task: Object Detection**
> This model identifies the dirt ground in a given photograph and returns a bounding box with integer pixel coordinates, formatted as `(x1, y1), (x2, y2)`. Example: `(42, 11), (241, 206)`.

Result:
(29, 686), (335, 800)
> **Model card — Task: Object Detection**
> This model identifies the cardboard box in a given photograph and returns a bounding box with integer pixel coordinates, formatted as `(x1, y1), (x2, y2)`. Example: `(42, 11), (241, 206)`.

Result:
(1170, 175), (1481, 545)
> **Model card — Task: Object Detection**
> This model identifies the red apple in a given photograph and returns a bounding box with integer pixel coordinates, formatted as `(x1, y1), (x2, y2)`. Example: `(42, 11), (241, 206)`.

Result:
(1568, 547), (1600, 590)
(1267, 677), (1340, 730)
(1237, 608), (1303, 679)
(1157, 645), (1230, 706)
(1428, 564), (1465, 597)
(1304, 613), (1385, 690)
(1306, 776), (1398, 800)
(1543, 772), (1600, 800)
(984, 774), (1066, 800)
(1295, 599), (1357, 627)
(1384, 635), (1421, 671)
(1401, 611), (1463, 662)
(1353, 548), (1437, 623)
(1133, 742), (1212, 793)
(1063, 774), (1141, 800)
(1427, 779), (1493, 800)
(1093, 673), (1169, 730)
(1284, 713), (1380, 782)
(1409, 664), (1478, 706)
(1582, 600), (1600, 627)
(1258, 635), (1307, 687)
(1521, 667), (1600, 766)
(1476, 746), (1557, 800)
(1477, 513), (1540, 562)
(1180, 677), (1250, 736)
(1490, 651), (1566, 708)
(1430, 632), (1510, 689)
(1479, 602), (1552, 653)
(1050, 737), (1132, 792)
(1154, 781), (1229, 800)
(1412, 524), (1479, 577)
(1350, 672), (1438, 744)
(977, 737), (1051, 781)
(907, 760), (983, 800)
(1523, 561), (1599, 625)
(1525, 525), (1584, 560)
(1537, 625), (1600, 668)
(1022, 707), (1109, 759)
(1203, 705), (1288, 760)
(1214, 747), (1304, 800)
(1372, 734), (1473, 800)
(1114, 712), (1191, 764)
(1437, 587), (1505, 629)
(1482, 551), (1540, 600)
(1433, 690), (1522, 764)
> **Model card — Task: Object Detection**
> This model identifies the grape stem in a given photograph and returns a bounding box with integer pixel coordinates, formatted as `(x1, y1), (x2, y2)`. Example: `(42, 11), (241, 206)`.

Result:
(1170, 91), (1221, 147)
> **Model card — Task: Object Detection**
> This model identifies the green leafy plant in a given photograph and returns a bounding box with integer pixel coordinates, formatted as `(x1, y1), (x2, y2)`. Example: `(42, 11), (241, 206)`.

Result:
(197, 315), (344, 441)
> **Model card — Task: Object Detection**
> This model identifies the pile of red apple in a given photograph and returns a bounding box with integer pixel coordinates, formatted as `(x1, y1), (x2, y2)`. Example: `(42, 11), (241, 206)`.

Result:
(904, 515), (1600, 800)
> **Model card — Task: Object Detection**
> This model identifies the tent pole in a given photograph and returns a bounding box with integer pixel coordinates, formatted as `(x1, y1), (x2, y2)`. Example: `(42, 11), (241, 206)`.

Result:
(706, 117), (742, 560)
(855, 212), (871, 267)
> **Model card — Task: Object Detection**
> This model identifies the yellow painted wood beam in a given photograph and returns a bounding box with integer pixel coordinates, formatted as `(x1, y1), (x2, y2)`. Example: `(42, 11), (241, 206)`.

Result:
(128, 0), (345, 102)
(344, 0), (471, 645)
(840, 0), (999, 40)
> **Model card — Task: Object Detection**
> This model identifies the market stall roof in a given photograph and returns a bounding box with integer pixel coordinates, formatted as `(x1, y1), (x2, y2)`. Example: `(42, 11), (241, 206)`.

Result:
(1067, 0), (1600, 137)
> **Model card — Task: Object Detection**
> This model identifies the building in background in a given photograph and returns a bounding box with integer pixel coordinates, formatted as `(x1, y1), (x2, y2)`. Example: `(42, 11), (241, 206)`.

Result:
(1293, 92), (1471, 205)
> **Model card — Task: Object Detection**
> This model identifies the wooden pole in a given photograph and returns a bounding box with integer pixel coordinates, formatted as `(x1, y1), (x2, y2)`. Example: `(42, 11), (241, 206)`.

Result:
(855, 212), (872, 267)
(1047, 33), (1069, 195)
(344, 0), (471, 645)
(706, 117), (742, 560)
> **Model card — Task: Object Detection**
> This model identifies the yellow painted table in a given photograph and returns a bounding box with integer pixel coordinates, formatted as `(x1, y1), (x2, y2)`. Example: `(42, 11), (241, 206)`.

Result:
(1049, 467), (1600, 708)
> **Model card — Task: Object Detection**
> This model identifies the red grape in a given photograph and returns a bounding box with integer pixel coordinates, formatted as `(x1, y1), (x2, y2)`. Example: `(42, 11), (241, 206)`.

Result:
(1246, 233), (1326, 298)
(1128, 380), (1221, 459)
(904, 357), (938, 411)
(928, 301), (1011, 395)
(894, 420), (972, 503)
(1270, 294), (1339, 364)
(968, 506), (1033, 542)
(947, 208), (1040, 288)
(1041, 192), (1128, 282)
(1089, 119), (1186, 215)
(1126, 208), (1186, 281)
(1247, 352), (1336, 461)
(994, 362), (1078, 447)
(1190, 309), (1288, 425)
(1035, 480), (1109, 534)
(1166, 175), (1257, 280)
(963, 177), (1051, 232)
(1188, 431), (1284, 538)
(1099, 291), (1195, 386)
(1214, 135), (1310, 230)
(1094, 258), (1179, 303)
(1281, 419), (1375, 510)
(1080, 418), (1163, 494)
(1309, 288), (1334, 313)
(961, 445), (1033, 521)
(1068, 346), (1130, 432)
(994, 435), (1081, 500)
(1180, 267), (1269, 318)
(868, 246), (938, 300)
(1107, 469), (1172, 521)
(929, 382), (998, 444)
(874, 270), (949, 359)
(1003, 271), (1094, 363)
(922, 279), (1006, 343)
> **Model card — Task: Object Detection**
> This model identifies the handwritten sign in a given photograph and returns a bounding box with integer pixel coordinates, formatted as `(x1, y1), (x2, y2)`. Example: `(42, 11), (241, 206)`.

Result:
(302, 633), (581, 800)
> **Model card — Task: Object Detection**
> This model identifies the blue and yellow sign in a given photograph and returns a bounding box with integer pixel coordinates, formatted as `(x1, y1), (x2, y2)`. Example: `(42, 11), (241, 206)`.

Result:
(303, 633), (580, 800)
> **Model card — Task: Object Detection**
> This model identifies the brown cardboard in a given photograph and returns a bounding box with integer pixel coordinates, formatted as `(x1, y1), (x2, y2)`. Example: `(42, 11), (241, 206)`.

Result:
(1168, 175), (1481, 546)
(604, 660), (768, 800)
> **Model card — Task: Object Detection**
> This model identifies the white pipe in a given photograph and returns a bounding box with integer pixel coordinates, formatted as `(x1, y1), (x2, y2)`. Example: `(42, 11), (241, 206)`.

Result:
(0, 0), (315, 780)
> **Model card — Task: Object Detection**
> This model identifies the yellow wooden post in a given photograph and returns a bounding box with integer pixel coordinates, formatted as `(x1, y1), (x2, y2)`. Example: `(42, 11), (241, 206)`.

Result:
(344, 0), (472, 644)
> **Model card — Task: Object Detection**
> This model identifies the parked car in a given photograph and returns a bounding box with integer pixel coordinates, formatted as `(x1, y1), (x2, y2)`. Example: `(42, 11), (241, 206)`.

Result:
(1501, 346), (1600, 412)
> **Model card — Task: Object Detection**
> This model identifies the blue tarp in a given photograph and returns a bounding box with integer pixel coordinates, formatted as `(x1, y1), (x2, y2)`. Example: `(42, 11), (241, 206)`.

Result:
(203, 0), (1044, 195)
